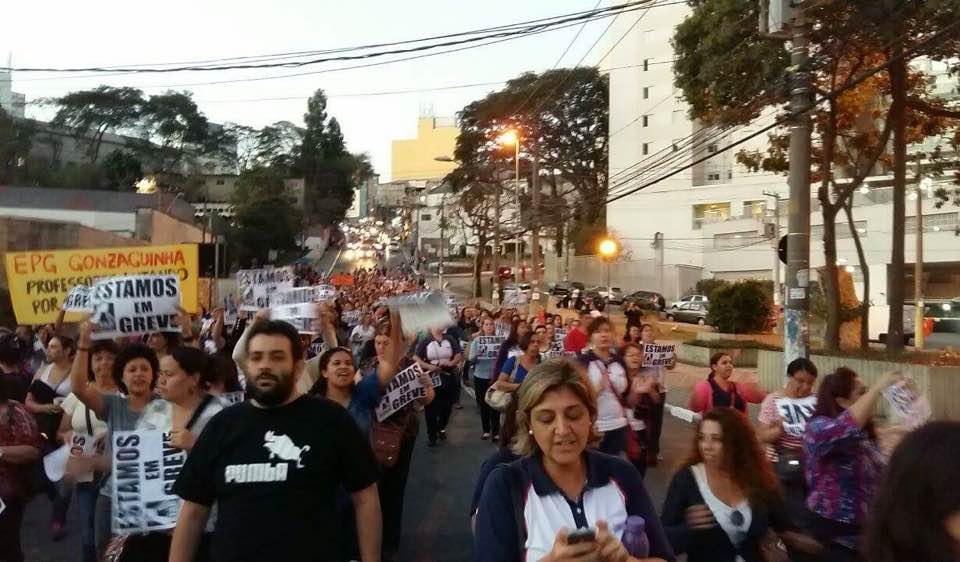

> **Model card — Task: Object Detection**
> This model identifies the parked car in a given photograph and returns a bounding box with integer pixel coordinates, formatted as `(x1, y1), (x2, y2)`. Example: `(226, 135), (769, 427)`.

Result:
(665, 301), (709, 325)
(497, 266), (515, 281)
(594, 287), (624, 305)
(669, 294), (709, 310)
(623, 290), (666, 311)
(549, 281), (585, 297)
(503, 282), (532, 305)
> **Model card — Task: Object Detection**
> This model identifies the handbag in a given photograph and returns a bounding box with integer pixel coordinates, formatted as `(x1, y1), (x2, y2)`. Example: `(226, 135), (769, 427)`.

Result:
(485, 357), (521, 412)
(772, 446), (805, 487)
(370, 408), (412, 468)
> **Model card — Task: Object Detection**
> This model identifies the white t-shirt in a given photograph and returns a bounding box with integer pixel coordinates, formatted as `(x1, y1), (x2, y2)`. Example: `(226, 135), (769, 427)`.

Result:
(349, 324), (376, 350)
(60, 393), (109, 483)
(585, 358), (629, 432)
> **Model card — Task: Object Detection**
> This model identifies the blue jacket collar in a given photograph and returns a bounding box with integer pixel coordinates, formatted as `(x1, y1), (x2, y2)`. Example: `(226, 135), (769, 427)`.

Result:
(523, 449), (616, 497)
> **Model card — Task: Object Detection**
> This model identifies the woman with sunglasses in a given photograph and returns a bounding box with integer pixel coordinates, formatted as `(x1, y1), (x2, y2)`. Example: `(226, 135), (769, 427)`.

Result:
(661, 408), (820, 562)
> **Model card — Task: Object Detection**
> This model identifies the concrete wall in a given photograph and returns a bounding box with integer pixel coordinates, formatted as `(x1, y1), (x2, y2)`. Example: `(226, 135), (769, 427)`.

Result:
(0, 207), (135, 235)
(543, 252), (701, 301)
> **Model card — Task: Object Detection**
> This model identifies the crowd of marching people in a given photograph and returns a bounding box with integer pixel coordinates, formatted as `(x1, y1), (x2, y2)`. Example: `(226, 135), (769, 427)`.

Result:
(2, 258), (960, 562)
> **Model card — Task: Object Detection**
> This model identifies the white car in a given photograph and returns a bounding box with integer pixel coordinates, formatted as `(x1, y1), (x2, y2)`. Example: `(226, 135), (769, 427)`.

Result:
(669, 294), (709, 310)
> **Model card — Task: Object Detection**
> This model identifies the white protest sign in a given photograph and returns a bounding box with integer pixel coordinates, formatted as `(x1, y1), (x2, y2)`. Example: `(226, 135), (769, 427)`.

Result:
(342, 310), (361, 326)
(314, 284), (337, 303)
(385, 291), (454, 336)
(63, 285), (93, 312)
(221, 391), (246, 406)
(475, 336), (504, 361)
(376, 363), (429, 422)
(883, 381), (931, 429)
(89, 275), (181, 340)
(69, 431), (102, 459)
(111, 430), (187, 534)
(642, 343), (676, 368)
(503, 291), (529, 307)
(270, 287), (319, 320)
(542, 349), (568, 360)
(236, 267), (294, 311)
(774, 395), (818, 437)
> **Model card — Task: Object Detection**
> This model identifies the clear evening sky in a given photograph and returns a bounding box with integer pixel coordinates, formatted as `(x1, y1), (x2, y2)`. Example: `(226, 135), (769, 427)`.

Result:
(3, 0), (609, 181)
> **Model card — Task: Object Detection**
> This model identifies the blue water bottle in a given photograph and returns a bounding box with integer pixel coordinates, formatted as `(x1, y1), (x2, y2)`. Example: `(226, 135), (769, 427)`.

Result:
(622, 515), (650, 558)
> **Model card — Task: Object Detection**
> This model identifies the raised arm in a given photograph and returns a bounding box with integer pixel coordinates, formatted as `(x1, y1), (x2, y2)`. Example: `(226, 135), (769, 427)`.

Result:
(71, 321), (107, 419)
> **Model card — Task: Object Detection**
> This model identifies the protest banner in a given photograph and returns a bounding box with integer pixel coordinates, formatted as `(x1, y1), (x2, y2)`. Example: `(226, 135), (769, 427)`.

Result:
(236, 267), (294, 311)
(475, 336), (504, 361)
(314, 284), (337, 302)
(221, 391), (246, 406)
(375, 363), (428, 422)
(386, 291), (454, 336)
(111, 429), (187, 534)
(63, 285), (93, 313)
(89, 274), (181, 340)
(773, 395), (818, 437)
(642, 343), (676, 368)
(342, 310), (361, 326)
(4, 244), (199, 324)
(883, 381), (931, 429)
(270, 287), (319, 320)
(542, 348), (568, 360)
(330, 273), (355, 287)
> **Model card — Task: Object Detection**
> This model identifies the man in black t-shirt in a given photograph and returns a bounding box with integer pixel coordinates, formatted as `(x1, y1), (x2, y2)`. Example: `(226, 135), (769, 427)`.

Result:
(170, 320), (381, 562)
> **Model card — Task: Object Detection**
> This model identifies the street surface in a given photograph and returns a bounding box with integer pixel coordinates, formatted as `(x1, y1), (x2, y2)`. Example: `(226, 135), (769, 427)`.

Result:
(20, 249), (704, 562)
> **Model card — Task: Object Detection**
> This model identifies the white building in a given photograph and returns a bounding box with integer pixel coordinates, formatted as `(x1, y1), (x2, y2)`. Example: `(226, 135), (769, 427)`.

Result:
(594, 1), (960, 318)
(0, 66), (25, 118)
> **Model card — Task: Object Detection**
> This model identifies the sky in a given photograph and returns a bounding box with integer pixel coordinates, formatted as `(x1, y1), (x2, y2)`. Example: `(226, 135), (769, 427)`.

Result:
(2, 0), (614, 181)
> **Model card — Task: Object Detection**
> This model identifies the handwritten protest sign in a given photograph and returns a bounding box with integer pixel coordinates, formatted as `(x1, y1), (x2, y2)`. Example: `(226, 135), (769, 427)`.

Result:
(221, 391), (246, 406)
(111, 430), (187, 534)
(386, 291), (454, 336)
(314, 284), (337, 302)
(883, 381), (931, 429)
(376, 364), (429, 422)
(342, 310), (361, 326)
(63, 285), (93, 313)
(475, 336), (505, 361)
(642, 343), (676, 368)
(236, 267), (294, 311)
(3, 244), (198, 324)
(89, 275), (181, 340)
(774, 395), (817, 437)
(270, 287), (319, 321)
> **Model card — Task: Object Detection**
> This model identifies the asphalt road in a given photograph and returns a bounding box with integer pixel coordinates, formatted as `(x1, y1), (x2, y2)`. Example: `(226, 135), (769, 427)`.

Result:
(19, 249), (699, 561)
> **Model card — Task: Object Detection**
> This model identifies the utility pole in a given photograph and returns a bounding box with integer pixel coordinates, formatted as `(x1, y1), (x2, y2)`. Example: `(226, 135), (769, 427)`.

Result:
(764, 191), (783, 305)
(653, 232), (664, 296)
(513, 142), (521, 283)
(439, 194), (445, 290)
(530, 153), (541, 314)
(492, 182), (501, 305)
(784, 8), (812, 364)
(914, 158), (926, 350)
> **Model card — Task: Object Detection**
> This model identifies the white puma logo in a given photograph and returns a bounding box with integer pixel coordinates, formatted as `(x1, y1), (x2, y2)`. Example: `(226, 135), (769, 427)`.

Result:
(263, 431), (311, 469)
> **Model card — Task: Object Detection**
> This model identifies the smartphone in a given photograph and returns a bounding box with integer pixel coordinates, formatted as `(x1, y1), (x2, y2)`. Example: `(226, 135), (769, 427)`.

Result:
(566, 527), (597, 545)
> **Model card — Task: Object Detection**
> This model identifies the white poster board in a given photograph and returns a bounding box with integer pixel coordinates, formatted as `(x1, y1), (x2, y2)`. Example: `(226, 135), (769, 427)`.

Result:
(374, 364), (442, 422)
(475, 336), (504, 361)
(385, 291), (454, 336)
(642, 343), (676, 368)
(111, 430), (187, 534)
(883, 381), (931, 429)
(63, 285), (93, 313)
(773, 395), (817, 437)
(89, 275), (181, 340)
(237, 267), (294, 311)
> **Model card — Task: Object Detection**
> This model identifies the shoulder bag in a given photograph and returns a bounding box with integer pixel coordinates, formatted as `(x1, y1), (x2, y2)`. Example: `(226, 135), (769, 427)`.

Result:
(371, 407), (413, 469)
(597, 363), (644, 462)
(485, 358), (521, 412)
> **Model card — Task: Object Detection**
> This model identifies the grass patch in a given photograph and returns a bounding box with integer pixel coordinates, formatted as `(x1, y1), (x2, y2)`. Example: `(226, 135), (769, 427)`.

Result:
(686, 339), (781, 351)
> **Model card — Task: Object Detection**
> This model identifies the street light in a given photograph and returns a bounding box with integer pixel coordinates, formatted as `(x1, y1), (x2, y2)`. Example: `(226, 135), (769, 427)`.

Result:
(598, 237), (620, 306)
(498, 129), (522, 283)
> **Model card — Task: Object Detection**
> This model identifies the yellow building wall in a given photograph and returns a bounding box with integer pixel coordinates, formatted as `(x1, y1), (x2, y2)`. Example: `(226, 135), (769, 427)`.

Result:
(391, 117), (459, 181)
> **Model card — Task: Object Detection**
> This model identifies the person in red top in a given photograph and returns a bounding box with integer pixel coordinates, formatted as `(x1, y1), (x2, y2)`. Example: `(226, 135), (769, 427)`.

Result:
(0, 377), (42, 562)
(562, 311), (591, 354)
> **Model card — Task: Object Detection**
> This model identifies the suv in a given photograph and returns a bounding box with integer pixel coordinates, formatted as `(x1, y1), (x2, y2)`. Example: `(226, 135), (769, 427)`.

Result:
(623, 290), (665, 311)
(549, 281), (585, 297)
(669, 294), (709, 310)
(666, 301), (709, 325)
(595, 287), (624, 305)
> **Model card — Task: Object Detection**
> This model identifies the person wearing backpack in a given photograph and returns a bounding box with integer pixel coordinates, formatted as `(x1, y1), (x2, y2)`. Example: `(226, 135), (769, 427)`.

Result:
(689, 353), (766, 415)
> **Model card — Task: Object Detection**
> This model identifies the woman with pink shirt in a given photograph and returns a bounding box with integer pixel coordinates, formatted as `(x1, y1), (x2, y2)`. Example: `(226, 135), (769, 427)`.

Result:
(688, 352), (765, 415)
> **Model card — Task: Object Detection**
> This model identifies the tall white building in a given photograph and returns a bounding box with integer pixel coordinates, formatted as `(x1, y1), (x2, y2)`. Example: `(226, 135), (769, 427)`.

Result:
(0, 66), (26, 118)
(595, 2), (960, 332)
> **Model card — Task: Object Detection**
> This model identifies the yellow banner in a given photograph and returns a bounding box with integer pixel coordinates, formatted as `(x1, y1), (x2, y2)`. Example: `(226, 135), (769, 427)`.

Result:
(4, 244), (199, 324)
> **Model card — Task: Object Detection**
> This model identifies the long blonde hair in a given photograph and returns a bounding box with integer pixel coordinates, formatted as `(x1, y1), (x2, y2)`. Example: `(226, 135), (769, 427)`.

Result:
(512, 359), (602, 457)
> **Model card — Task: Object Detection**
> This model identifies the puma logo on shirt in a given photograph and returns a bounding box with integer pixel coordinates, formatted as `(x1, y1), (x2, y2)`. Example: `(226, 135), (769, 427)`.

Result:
(223, 431), (311, 484)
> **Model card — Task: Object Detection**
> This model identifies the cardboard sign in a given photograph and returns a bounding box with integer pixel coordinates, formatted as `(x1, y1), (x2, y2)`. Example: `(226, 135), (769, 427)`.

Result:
(474, 336), (504, 361)
(220, 391), (246, 406)
(270, 287), (319, 322)
(883, 381), (931, 429)
(236, 267), (294, 311)
(773, 395), (818, 437)
(69, 431), (103, 458)
(642, 344), (676, 368)
(63, 285), (93, 313)
(314, 284), (337, 302)
(375, 364), (429, 422)
(89, 275), (181, 340)
(111, 430), (187, 534)
(386, 291), (454, 336)
(3, 244), (198, 324)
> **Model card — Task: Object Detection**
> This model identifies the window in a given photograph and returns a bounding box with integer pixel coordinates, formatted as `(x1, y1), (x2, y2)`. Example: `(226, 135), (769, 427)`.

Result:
(672, 110), (685, 124)
(708, 173), (721, 181)
(728, 170), (733, 180)
(643, 59), (650, 71)
(642, 143), (650, 155)
(642, 114), (650, 127)
(421, 214), (432, 221)
(707, 143), (718, 153)
(216, 179), (225, 185)
(643, 87), (650, 99)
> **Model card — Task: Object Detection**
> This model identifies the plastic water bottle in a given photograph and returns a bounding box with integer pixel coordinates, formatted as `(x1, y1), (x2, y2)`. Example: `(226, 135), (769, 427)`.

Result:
(622, 515), (650, 558)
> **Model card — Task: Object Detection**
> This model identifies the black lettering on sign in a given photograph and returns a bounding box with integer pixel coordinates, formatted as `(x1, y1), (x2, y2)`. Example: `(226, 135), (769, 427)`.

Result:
(134, 301), (153, 314)
(144, 459), (160, 480)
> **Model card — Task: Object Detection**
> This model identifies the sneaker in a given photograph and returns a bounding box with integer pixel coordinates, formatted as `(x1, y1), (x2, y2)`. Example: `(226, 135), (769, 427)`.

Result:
(481, 433), (491, 440)
(439, 429), (447, 441)
(492, 434), (500, 443)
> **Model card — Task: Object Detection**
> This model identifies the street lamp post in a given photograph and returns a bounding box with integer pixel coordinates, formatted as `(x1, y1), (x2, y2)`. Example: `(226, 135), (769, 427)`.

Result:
(497, 130), (521, 284)
(598, 237), (620, 305)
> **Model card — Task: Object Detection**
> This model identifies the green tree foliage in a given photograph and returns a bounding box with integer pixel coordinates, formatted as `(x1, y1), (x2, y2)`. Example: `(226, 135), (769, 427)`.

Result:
(0, 107), (33, 182)
(707, 280), (773, 334)
(695, 278), (731, 302)
(100, 150), (144, 191)
(48, 86), (145, 162)
(136, 90), (212, 174)
(452, 68), (608, 253)
(230, 167), (303, 267)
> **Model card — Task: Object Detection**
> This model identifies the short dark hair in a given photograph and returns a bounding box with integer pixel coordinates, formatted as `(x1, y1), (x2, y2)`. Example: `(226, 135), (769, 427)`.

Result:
(0, 332), (23, 365)
(87, 340), (120, 382)
(786, 357), (818, 379)
(245, 320), (304, 360)
(112, 344), (159, 394)
(585, 316), (611, 336)
(517, 332), (537, 351)
(310, 347), (354, 398)
(168, 347), (213, 389)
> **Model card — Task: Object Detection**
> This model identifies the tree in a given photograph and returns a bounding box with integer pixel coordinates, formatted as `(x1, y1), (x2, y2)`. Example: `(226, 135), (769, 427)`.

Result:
(100, 150), (144, 191)
(230, 167), (303, 267)
(48, 86), (145, 162)
(297, 90), (358, 226)
(453, 68), (608, 253)
(0, 107), (33, 182)
(451, 181), (501, 297)
(137, 90), (211, 174)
